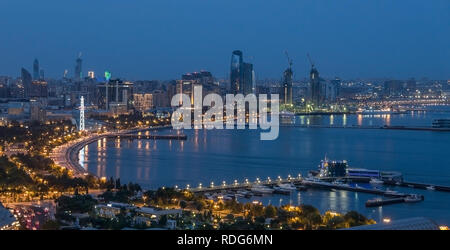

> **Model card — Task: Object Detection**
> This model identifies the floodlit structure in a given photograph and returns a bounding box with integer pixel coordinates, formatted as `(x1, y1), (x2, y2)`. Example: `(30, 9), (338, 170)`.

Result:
(79, 96), (85, 131)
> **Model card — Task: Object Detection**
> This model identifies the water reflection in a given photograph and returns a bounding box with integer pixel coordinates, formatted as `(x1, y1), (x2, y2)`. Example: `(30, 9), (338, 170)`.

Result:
(81, 107), (450, 224)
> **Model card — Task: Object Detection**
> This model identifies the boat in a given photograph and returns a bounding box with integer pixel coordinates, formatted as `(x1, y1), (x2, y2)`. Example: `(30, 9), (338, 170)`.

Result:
(273, 187), (291, 195)
(277, 183), (296, 190)
(370, 178), (384, 184)
(296, 185), (308, 191)
(250, 185), (274, 194)
(332, 180), (350, 187)
(404, 194), (424, 203)
(426, 186), (435, 191)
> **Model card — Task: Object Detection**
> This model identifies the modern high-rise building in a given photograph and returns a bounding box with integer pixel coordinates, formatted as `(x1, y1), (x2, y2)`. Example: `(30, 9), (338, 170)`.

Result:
(33, 59), (40, 80)
(97, 79), (133, 113)
(230, 50), (243, 94)
(29, 80), (48, 98)
(309, 65), (321, 107)
(74, 55), (82, 81)
(242, 63), (254, 95)
(133, 93), (153, 111)
(230, 50), (254, 95)
(281, 68), (293, 105)
(330, 77), (341, 99)
(21, 68), (32, 98)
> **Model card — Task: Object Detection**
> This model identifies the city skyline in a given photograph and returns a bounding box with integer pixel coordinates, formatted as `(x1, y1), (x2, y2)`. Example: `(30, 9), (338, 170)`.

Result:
(0, 0), (449, 80)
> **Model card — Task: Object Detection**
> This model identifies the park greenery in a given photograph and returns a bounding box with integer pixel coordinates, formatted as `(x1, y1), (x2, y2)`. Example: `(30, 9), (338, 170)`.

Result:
(52, 187), (375, 230)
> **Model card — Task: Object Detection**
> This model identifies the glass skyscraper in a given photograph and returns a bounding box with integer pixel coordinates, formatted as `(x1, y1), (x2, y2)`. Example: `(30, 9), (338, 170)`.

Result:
(230, 50), (254, 95)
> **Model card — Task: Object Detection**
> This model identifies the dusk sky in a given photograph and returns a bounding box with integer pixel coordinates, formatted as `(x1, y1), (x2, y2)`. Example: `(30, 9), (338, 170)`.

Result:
(0, 0), (448, 80)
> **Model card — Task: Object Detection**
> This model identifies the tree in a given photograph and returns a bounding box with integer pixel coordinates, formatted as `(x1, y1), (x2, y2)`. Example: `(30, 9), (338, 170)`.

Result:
(264, 205), (277, 218)
(159, 215), (168, 227)
(325, 216), (346, 229)
(180, 200), (187, 210)
(56, 195), (97, 214)
(344, 211), (373, 227)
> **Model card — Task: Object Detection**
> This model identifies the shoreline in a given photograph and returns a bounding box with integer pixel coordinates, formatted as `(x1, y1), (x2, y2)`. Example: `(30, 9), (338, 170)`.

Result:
(50, 125), (172, 178)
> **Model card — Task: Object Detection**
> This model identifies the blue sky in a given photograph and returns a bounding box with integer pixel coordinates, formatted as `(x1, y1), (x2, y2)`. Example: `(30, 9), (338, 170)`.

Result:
(0, 0), (448, 80)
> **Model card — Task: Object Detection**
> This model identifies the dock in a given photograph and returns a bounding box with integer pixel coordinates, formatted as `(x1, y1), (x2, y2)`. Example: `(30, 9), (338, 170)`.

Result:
(301, 180), (410, 198)
(365, 198), (406, 207)
(384, 180), (450, 192)
(188, 177), (415, 199)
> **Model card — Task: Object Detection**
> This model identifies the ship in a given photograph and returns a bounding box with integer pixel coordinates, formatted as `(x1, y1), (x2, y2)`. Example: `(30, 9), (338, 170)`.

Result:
(273, 183), (296, 194)
(312, 156), (403, 182)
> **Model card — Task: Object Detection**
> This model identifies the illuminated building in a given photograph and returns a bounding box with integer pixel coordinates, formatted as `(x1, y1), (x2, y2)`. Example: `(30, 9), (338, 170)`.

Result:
(21, 68), (32, 98)
(133, 93), (153, 111)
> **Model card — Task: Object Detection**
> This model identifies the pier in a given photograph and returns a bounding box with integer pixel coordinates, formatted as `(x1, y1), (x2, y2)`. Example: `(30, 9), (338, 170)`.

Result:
(187, 176), (416, 199)
(384, 180), (450, 192)
(365, 198), (406, 207)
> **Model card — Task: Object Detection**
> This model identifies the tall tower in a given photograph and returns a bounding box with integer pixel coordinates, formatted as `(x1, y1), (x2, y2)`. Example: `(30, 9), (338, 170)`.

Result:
(33, 59), (40, 80)
(230, 50), (243, 94)
(308, 54), (321, 107)
(242, 62), (254, 95)
(74, 53), (82, 81)
(21, 68), (32, 98)
(282, 52), (293, 105)
(79, 96), (85, 131)
(310, 66), (320, 107)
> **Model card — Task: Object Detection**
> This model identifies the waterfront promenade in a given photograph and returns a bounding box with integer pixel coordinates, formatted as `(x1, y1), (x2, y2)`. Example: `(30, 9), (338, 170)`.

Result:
(49, 125), (179, 178)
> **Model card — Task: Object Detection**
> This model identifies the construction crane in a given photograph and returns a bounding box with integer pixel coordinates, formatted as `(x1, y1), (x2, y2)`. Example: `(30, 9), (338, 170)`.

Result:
(285, 51), (293, 69)
(307, 53), (315, 68)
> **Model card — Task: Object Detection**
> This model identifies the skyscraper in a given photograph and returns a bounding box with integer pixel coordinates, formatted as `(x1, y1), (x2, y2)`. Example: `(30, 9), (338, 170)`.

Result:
(281, 67), (293, 105)
(242, 62), (254, 95)
(74, 54), (82, 81)
(310, 65), (321, 107)
(230, 50), (243, 94)
(330, 77), (341, 99)
(21, 68), (32, 98)
(230, 50), (254, 95)
(33, 59), (39, 80)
